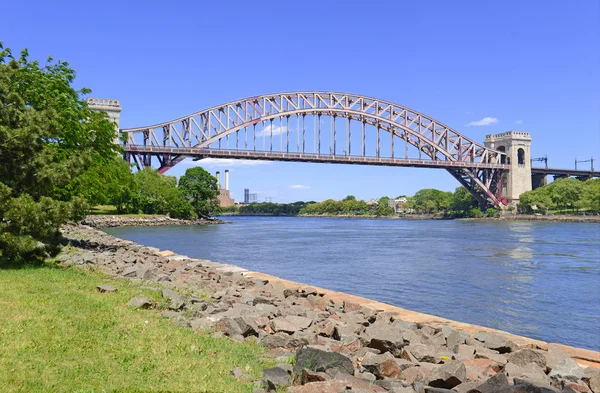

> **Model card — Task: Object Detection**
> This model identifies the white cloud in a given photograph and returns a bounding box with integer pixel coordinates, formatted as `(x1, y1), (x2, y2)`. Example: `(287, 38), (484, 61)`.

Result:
(182, 157), (271, 167)
(288, 184), (311, 189)
(467, 117), (499, 126)
(256, 124), (295, 137)
(514, 120), (523, 125)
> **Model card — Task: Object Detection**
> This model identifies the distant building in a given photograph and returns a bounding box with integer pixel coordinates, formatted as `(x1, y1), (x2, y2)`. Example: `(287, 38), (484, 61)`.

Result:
(215, 170), (235, 207)
(389, 197), (408, 213)
(366, 199), (378, 206)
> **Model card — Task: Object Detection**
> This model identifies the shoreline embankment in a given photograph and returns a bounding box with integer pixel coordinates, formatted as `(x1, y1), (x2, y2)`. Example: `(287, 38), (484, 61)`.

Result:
(55, 220), (600, 392)
(83, 215), (230, 228)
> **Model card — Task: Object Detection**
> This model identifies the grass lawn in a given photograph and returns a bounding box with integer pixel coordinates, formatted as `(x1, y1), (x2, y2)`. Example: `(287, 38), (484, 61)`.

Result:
(0, 265), (273, 392)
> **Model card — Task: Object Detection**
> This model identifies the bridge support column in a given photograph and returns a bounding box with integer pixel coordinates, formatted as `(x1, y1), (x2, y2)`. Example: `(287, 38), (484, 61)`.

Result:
(532, 173), (547, 190)
(484, 131), (532, 207)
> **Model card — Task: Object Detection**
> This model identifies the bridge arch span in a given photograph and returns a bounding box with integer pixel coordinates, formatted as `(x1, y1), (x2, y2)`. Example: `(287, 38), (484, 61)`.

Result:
(121, 92), (508, 208)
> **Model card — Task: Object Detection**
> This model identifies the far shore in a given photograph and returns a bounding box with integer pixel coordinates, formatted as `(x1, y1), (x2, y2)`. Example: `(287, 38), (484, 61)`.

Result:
(218, 212), (600, 223)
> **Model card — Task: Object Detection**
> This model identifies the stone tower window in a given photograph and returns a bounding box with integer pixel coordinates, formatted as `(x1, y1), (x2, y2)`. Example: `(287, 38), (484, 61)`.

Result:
(497, 146), (506, 164)
(517, 148), (525, 165)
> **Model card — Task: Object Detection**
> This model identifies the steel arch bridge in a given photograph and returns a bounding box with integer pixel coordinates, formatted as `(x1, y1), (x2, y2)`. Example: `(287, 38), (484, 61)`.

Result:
(121, 92), (508, 208)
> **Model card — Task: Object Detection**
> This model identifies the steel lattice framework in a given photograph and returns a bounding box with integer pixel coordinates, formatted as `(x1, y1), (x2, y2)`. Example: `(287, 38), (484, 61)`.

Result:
(121, 92), (508, 208)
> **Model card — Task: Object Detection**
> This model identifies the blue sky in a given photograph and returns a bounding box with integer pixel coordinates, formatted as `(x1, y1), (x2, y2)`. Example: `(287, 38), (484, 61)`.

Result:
(3, 0), (599, 202)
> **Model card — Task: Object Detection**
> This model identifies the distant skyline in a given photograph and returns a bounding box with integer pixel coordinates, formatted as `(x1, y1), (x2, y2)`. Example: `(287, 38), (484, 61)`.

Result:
(3, 0), (599, 203)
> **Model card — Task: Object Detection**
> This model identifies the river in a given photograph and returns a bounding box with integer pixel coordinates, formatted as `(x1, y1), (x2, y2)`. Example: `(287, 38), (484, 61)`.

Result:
(104, 217), (600, 351)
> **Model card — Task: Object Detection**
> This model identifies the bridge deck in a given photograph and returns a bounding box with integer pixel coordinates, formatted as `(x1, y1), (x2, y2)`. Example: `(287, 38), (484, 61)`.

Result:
(124, 147), (508, 170)
(532, 167), (597, 177)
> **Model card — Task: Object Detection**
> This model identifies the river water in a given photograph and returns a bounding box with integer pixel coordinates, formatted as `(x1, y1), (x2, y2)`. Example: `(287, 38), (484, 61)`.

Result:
(104, 217), (600, 351)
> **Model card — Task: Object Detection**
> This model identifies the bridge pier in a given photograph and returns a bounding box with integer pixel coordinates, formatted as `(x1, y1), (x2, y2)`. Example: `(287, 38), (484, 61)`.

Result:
(531, 173), (547, 190)
(484, 132), (532, 207)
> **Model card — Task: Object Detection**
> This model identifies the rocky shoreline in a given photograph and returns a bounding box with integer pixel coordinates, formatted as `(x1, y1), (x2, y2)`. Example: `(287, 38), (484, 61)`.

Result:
(83, 215), (229, 228)
(57, 223), (600, 393)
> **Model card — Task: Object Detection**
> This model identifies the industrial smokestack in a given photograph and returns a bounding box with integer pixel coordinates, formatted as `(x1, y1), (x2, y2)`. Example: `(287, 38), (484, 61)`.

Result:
(225, 170), (230, 191)
(215, 171), (220, 189)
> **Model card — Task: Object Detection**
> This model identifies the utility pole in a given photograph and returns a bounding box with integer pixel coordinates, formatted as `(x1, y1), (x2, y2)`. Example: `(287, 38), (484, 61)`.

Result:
(531, 155), (548, 170)
(575, 157), (594, 172)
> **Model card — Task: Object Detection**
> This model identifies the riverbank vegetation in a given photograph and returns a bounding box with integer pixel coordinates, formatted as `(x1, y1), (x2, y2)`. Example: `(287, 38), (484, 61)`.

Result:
(222, 187), (497, 218)
(518, 177), (600, 214)
(0, 44), (219, 267)
(0, 265), (271, 392)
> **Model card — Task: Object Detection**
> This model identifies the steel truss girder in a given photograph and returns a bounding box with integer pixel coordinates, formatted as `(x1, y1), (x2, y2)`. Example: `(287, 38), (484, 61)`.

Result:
(122, 92), (508, 207)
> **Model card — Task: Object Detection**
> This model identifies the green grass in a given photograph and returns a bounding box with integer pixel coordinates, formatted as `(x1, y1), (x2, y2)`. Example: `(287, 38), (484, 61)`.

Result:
(0, 265), (273, 392)
(88, 205), (165, 218)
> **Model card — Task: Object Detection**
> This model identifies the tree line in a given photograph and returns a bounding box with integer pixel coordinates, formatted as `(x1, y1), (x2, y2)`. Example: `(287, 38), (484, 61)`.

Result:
(518, 178), (599, 214)
(222, 188), (493, 218)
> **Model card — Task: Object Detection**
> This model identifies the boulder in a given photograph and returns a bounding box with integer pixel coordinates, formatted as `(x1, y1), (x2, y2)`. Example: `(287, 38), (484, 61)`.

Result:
(259, 333), (291, 349)
(300, 368), (329, 384)
(427, 361), (466, 389)
(126, 297), (152, 309)
(262, 366), (291, 391)
(285, 315), (313, 330)
(272, 317), (300, 334)
(588, 372), (600, 393)
(507, 348), (547, 369)
(360, 351), (395, 376)
(344, 300), (362, 313)
(294, 347), (354, 376)
(217, 317), (258, 338)
(504, 362), (547, 382)
(408, 343), (439, 363)
(475, 333), (517, 354)
(364, 321), (407, 356)
(470, 372), (509, 393)
(548, 358), (585, 382)
(161, 288), (186, 310)
(96, 284), (117, 293)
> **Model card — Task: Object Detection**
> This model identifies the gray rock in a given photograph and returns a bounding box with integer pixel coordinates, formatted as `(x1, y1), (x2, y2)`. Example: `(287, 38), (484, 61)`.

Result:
(262, 366), (291, 391)
(364, 321), (407, 356)
(471, 372), (510, 393)
(548, 358), (585, 382)
(96, 284), (117, 293)
(360, 351), (395, 376)
(504, 362), (547, 382)
(474, 332), (517, 354)
(217, 317), (258, 338)
(427, 360), (466, 389)
(285, 315), (312, 330)
(507, 348), (547, 369)
(121, 267), (138, 277)
(409, 343), (439, 363)
(259, 333), (291, 349)
(293, 347), (354, 376)
(162, 288), (186, 310)
(512, 378), (560, 393)
(190, 318), (214, 331)
(588, 371), (600, 393)
(126, 297), (152, 309)
(271, 317), (299, 334)
(424, 388), (455, 393)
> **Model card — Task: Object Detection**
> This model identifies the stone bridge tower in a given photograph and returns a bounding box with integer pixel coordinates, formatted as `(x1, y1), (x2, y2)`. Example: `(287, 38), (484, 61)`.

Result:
(484, 131), (532, 206)
(87, 98), (122, 144)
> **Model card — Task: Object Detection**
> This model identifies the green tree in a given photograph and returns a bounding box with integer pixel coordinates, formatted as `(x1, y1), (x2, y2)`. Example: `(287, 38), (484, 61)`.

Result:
(0, 45), (118, 266)
(71, 156), (138, 213)
(413, 189), (452, 213)
(375, 196), (394, 216)
(178, 167), (219, 218)
(551, 178), (582, 212)
(451, 187), (478, 217)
